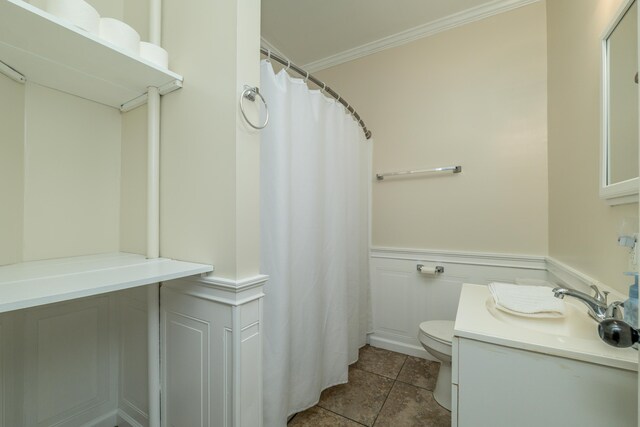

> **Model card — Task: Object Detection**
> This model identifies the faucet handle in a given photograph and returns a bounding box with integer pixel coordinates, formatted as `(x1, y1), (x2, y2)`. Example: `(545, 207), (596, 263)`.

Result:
(602, 291), (610, 305)
(590, 284), (605, 302)
(605, 300), (624, 320)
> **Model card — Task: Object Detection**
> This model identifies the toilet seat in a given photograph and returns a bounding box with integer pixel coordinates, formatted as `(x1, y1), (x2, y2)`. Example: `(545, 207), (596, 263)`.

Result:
(419, 320), (454, 344)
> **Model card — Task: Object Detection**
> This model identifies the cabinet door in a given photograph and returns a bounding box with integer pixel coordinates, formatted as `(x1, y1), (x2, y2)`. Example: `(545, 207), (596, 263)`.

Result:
(457, 338), (637, 427)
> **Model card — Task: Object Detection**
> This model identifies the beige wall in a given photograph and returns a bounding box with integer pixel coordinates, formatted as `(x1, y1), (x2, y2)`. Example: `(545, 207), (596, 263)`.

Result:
(161, 0), (262, 279)
(317, 2), (548, 256)
(1, 0), (262, 279)
(547, 0), (638, 293)
(0, 74), (25, 265)
(22, 84), (121, 261)
(0, 80), (122, 265)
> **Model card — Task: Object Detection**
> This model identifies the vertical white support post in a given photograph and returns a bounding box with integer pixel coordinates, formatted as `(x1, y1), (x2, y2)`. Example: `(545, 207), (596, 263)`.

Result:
(147, 87), (160, 259)
(148, 0), (162, 424)
(147, 85), (161, 427)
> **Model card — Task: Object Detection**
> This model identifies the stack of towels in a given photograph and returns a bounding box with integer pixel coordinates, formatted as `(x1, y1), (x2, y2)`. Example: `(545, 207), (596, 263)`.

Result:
(489, 282), (566, 318)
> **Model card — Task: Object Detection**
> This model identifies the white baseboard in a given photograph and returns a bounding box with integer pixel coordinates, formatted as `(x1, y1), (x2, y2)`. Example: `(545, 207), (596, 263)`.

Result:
(77, 410), (119, 427)
(368, 334), (436, 361)
(117, 409), (144, 427)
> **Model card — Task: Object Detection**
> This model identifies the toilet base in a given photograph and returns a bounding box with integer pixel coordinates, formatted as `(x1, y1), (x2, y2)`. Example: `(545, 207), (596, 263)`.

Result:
(433, 361), (452, 411)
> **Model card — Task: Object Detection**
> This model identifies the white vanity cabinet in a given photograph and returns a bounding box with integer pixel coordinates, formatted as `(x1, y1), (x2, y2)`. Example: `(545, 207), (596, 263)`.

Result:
(452, 337), (637, 427)
(452, 284), (638, 427)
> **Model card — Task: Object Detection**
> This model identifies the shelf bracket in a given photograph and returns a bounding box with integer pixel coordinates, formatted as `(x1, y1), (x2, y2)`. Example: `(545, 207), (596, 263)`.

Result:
(120, 93), (148, 112)
(159, 78), (183, 96)
(119, 79), (183, 112)
(0, 60), (26, 84)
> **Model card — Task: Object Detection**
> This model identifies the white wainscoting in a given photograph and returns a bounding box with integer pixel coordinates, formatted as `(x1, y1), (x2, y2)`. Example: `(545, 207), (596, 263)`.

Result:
(369, 247), (548, 359)
(118, 287), (149, 427)
(160, 274), (266, 427)
(19, 294), (119, 427)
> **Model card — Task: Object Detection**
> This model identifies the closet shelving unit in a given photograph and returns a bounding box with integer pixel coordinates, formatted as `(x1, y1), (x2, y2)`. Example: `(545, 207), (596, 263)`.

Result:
(0, 1), (211, 425)
(0, 0), (182, 110)
(0, 0), (212, 310)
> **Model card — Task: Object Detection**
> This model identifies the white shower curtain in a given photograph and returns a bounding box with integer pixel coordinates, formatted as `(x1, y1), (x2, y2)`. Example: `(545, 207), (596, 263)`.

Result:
(260, 60), (371, 427)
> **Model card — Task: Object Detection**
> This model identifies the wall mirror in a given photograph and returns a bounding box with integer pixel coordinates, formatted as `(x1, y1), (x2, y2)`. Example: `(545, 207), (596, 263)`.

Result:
(601, 0), (639, 205)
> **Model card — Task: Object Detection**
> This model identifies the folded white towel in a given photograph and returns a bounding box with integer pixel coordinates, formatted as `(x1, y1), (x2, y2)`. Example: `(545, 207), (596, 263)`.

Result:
(489, 282), (566, 318)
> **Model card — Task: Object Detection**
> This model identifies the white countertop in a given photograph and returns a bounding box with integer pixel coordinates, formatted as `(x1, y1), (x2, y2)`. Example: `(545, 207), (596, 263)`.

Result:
(454, 283), (638, 371)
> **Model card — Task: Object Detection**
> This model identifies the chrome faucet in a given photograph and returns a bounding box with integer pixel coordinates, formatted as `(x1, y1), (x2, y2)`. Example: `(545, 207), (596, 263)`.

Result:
(552, 284), (618, 322)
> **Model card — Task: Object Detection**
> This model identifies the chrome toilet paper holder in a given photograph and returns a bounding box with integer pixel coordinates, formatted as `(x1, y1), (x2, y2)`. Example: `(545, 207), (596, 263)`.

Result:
(417, 264), (444, 274)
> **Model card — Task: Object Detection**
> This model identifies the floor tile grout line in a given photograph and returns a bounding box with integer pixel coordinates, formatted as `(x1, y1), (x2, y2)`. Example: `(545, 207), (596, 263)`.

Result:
(371, 366), (404, 426)
(317, 406), (370, 426)
(371, 353), (409, 426)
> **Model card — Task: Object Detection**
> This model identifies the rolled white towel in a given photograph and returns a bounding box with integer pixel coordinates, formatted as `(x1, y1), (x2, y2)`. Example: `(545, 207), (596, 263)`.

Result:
(489, 282), (566, 318)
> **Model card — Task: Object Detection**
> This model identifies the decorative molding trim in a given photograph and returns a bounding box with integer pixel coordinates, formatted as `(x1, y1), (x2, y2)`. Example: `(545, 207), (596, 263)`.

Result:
(77, 410), (120, 427)
(371, 246), (547, 270)
(302, 0), (540, 72)
(260, 36), (287, 58)
(117, 408), (144, 427)
(163, 274), (268, 307)
(198, 274), (270, 292)
(544, 256), (625, 297)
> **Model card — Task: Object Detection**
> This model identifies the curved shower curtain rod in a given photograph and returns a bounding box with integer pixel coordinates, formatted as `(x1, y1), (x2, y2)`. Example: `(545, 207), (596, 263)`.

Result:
(260, 47), (373, 140)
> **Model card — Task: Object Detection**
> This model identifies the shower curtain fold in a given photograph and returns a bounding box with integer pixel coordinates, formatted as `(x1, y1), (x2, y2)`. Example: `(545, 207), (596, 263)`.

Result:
(260, 60), (371, 427)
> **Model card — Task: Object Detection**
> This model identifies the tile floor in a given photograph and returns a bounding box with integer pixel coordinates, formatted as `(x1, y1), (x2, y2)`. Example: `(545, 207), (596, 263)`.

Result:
(288, 345), (451, 427)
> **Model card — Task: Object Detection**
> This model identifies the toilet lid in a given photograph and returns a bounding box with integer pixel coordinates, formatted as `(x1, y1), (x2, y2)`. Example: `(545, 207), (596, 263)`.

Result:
(419, 320), (455, 344)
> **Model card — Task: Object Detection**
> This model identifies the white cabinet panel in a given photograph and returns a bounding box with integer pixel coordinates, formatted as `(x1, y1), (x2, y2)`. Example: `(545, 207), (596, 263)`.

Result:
(372, 268), (411, 335)
(165, 313), (209, 427)
(457, 338), (637, 426)
(161, 277), (265, 427)
(23, 296), (117, 427)
(161, 284), (231, 427)
(119, 289), (149, 425)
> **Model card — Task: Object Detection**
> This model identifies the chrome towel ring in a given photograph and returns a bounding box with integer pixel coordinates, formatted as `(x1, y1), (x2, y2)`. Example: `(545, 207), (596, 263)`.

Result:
(240, 85), (269, 130)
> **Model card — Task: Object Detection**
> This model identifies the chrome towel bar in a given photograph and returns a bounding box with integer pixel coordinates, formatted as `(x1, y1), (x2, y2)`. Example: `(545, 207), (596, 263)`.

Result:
(376, 165), (462, 181)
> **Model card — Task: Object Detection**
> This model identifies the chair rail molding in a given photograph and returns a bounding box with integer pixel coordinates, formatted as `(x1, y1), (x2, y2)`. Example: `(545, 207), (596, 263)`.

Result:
(370, 246), (547, 270)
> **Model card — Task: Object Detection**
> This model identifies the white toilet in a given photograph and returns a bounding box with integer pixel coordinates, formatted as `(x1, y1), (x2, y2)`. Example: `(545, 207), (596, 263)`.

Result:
(418, 320), (455, 411)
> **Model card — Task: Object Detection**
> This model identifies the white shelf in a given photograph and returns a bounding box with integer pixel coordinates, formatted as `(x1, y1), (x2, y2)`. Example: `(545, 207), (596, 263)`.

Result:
(0, 0), (183, 109)
(0, 252), (213, 313)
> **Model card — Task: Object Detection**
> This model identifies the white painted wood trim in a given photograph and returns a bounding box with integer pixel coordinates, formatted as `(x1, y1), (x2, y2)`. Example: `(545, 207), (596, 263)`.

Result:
(118, 408), (145, 427)
(163, 274), (269, 307)
(198, 274), (270, 292)
(260, 37), (286, 59)
(298, 0), (540, 72)
(368, 334), (433, 360)
(0, 252), (213, 314)
(370, 246), (546, 270)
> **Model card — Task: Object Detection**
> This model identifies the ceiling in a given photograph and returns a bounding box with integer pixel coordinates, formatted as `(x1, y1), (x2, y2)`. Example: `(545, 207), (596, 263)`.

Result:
(261, 0), (536, 71)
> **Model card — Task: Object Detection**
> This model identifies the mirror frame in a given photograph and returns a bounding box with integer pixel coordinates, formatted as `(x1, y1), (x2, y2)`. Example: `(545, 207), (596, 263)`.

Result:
(600, 0), (639, 206)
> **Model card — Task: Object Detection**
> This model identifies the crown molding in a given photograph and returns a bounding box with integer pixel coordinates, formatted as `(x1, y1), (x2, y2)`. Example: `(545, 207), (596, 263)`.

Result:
(260, 36), (288, 59)
(303, 0), (540, 72)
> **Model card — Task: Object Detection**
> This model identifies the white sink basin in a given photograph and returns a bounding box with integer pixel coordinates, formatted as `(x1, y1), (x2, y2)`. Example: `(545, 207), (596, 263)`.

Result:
(455, 284), (637, 372)
(485, 296), (597, 340)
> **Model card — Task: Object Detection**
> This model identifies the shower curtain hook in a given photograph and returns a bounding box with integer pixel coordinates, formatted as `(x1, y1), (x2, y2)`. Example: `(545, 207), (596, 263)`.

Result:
(304, 71), (309, 83)
(321, 83), (326, 94)
(286, 60), (291, 71)
(336, 93), (341, 103)
(267, 49), (271, 62)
